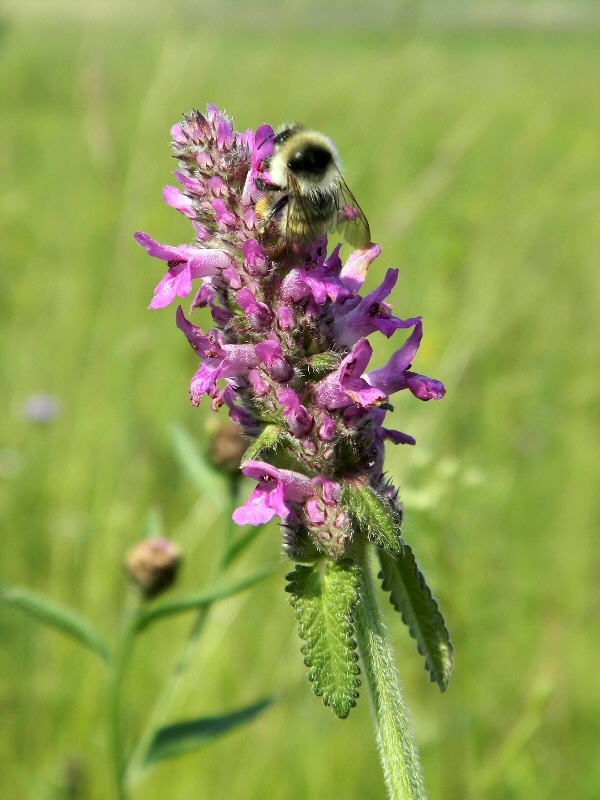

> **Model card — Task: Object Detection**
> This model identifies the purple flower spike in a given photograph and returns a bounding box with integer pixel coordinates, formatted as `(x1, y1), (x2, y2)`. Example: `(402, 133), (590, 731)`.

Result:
(256, 339), (294, 383)
(251, 125), (275, 177)
(163, 185), (196, 218)
(334, 268), (420, 347)
(236, 288), (273, 331)
(278, 387), (314, 438)
(382, 428), (417, 446)
(139, 105), (446, 564)
(366, 322), (446, 401)
(212, 199), (237, 228)
(314, 340), (386, 410)
(135, 232), (231, 308)
(233, 461), (314, 526)
(340, 243), (382, 291)
(243, 239), (269, 277)
(281, 244), (354, 305)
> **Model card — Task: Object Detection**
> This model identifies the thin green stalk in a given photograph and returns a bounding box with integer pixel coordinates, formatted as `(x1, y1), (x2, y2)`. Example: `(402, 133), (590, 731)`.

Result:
(124, 605), (211, 787)
(354, 544), (427, 800)
(219, 477), (242, 570)
(124, 480), (240, 788)
(109, 604), (139, 800)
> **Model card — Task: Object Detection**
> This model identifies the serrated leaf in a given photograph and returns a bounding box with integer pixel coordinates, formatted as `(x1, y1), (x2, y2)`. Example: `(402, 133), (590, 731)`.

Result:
(144, 697), (273, 764)
(0, 584), (110, 662)
(241, 424), (286, 465)
(134, 567), (276, 633)
(286, 561), (360, 718)
(379, 546), (453, 691)
(170, 424), (228, 509)
(342, 482), (403, 559)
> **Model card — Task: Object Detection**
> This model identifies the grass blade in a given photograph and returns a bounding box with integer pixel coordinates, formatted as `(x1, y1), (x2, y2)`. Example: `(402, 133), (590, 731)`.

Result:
(0, 584), (110, 662)
(170, 424), (228, 510)
(144, 697), (273, 764)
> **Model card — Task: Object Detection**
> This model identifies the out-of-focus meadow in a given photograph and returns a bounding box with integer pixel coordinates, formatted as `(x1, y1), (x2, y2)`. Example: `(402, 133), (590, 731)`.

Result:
(2, 2), (600, 798)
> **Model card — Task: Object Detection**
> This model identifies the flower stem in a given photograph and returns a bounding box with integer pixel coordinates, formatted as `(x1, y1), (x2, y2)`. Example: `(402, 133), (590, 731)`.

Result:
(124, 605), (211, 788)
(109, 602), (139, 800)
(354, 544), (427, 800)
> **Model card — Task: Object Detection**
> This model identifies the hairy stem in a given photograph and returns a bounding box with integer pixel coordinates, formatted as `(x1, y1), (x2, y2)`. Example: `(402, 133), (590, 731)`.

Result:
(354, 544), (427, 800)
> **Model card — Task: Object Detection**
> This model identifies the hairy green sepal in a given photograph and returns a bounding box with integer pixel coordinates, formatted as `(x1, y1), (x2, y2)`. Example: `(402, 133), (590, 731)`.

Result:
(379, 546), (453, 691)
(241, 424), (286, 464)
(286, 560), (361, 719)
(302, 352), (340, 378)
(343, 482), (403, 559)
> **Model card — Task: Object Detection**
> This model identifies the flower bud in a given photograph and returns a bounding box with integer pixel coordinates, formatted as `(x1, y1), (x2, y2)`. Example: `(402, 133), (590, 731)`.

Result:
(305, 479), (353, 558)
(126, 538), (182, 600)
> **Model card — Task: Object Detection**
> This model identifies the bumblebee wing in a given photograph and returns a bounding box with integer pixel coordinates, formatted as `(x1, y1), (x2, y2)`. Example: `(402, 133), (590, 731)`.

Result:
(286, 173), (330, 245)
(334, 174), (371, 249)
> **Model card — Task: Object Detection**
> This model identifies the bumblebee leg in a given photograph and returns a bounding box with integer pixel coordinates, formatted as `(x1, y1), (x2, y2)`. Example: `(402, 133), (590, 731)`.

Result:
(255, 176), (281, 192)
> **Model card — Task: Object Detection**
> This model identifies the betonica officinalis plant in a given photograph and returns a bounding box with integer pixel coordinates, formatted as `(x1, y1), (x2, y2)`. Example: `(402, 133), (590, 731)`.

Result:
(135, 106), (453, 800)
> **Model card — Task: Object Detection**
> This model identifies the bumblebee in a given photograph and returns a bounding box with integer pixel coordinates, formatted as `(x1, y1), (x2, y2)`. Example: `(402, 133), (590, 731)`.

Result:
(256, 125), (371, 250)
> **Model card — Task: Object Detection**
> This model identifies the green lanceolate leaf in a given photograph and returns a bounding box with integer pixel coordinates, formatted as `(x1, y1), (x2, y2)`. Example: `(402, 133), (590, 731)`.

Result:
(342, 482), (403, 559)
(169, 424), (228, 509)
(134, 567), (276, 633)
(379, 546), (453, 692)
(0, 584), (110, 662)
(144, 697), (273, 764)
(241, 424), (286, 465)
(286, 560), (360, 719)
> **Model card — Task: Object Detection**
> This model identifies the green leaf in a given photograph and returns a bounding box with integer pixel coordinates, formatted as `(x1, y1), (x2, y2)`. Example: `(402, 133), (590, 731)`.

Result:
(170, 424), (228, 509)
(144, 697), (273, 764)
(134, 567), (276, 633)
(379, 546), (453, 692)
(342, 482), (403, 559)
(0, 584), (110, 662)
(241, 424), (286, 465)
(286, 560), (360, 719)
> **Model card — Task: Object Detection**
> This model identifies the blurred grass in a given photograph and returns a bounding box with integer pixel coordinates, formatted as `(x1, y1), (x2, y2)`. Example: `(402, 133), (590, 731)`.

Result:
(1, 5), (600, 800)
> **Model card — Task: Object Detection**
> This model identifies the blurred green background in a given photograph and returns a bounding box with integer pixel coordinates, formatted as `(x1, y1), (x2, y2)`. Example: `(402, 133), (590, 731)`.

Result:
(2, 1), (600, 798)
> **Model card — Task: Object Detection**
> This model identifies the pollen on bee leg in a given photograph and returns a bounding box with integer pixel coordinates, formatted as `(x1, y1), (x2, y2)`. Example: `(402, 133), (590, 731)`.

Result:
(255, 197), (272, 220)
